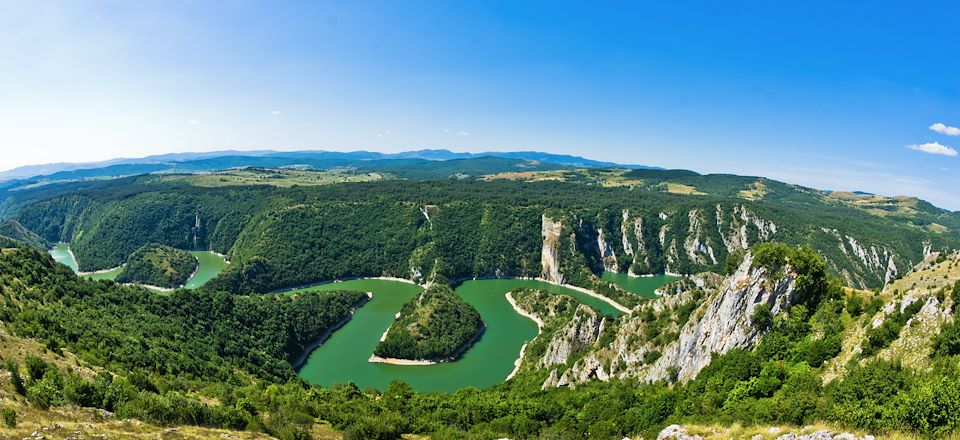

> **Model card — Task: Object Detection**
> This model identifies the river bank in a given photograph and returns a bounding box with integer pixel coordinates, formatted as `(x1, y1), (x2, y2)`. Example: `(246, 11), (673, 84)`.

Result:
(369, 322), (488, 366)
(505, 291), (544, 381)
(450, 275), (631, 314)
(78, 264), (125, 276)
(274, 275), (421, 295)
(291, 292), (372, 370)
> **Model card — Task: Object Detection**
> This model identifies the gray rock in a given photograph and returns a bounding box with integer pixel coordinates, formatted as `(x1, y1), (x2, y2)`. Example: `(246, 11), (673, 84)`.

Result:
(657, 425), (702, 440)
(645, 251), (797, 382)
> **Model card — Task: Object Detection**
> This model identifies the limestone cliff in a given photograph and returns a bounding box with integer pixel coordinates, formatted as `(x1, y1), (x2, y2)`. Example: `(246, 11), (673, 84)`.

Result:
(508, 289), (606, 385)
(540, 304), (605, 368)
(543, 251), (800, 387)
(543, 204), (917, 297)
(541, 215), (565, 284)
(644, 251), (796, 382)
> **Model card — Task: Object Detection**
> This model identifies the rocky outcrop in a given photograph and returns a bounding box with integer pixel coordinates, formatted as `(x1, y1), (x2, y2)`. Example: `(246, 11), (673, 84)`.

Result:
(658, 425), (702, 440)
(507, 289), (609, 387)
(683, 209), (718, 267)
(544, 251), (800, 388)
(714, 205), (778, 254)
(544, 285), (703, 387)
(645, 252), (795, 382)
(540, 305), (605, 368)
(541, 215), (564, 284)
(657, 425), (876, 440)
(595, 227), (619, 272)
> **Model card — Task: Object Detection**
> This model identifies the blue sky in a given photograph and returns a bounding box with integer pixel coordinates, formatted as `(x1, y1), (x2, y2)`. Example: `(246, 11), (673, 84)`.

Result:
(1, 1), (959, 209)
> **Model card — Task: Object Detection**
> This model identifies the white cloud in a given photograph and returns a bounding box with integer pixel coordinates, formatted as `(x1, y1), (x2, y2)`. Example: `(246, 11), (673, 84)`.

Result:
(930, 122), (960, 136)
(271, 110), (280, 116)
(457, 131), (469, 136)
(187, 119), (200, 125)
(907, 142), (957, 157)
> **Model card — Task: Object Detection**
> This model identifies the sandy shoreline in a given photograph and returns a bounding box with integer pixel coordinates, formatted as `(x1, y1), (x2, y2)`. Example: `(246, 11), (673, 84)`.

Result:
(377, 312), (403, 342)
(180, 255), (202, 286)
(369, 322), (487, 366)
(505, 291), (544, 381)
(450, 275), (631, 314)
(273, 275), (422, 294)
(124, 283), (176, 292)
(505, 291), (543, 330)
(209, 251), (231, 265)
(532, 277), (631, 314)
(78, 264), (125, 276)
(367, 355), (437, 366)
(292, 292), (372, 370)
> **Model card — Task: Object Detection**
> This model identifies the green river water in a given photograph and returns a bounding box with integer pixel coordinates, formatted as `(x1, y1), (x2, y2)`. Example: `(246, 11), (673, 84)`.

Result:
(183, 251), (229, 289)
(52, 241), (676, 391)
(48, 244), (226, 289)
(294, 276), (675, 392)
(600, 271), (679, 298)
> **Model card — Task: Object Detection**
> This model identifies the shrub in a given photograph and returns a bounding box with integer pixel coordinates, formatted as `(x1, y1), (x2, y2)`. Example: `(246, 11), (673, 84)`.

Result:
(931, 322), (960, 358)
(846, 295), (864, 317)
(899, 375), (960, 437)
(752, 303), (773, 330)
(5, 360), (25, 396)
(27, 378), (62, 409)
(64, 375), (102, 408)
(24, 356), (48, 382)
(1, 408), (15, 428)
(643, 350), (662, 365)
(952, 281), (960, 312)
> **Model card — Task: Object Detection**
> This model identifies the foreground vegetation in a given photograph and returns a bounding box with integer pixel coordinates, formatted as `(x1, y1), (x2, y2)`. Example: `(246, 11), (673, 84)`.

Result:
(1, 242), (960, 439)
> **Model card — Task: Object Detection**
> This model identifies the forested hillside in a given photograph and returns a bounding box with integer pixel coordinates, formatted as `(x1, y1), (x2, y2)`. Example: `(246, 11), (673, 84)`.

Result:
(374, 284), (484, 361)
(8, 171), (956, 292)
(0, 219), (47, 250)
(3, 241), (960, 439)
(115, 243), (198, 288)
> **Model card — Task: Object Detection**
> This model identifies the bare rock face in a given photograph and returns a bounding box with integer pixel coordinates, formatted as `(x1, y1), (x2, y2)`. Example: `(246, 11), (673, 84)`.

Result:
(541, 215), (564, 284)
(540, 305), (605, 368)
(657, 425), (702, 440)
(541, 250), (799, 388)
(595, 227), (619, 272)
(657, 426), (876, 440)
(645, 251), (796, 382)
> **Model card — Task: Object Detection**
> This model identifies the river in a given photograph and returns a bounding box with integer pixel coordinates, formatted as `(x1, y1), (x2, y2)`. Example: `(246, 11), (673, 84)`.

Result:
(48, 243), (226, 289)
(294, 276), (675, 392)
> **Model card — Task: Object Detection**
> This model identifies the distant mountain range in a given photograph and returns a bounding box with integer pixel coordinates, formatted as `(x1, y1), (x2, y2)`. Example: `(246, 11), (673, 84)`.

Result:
(0, 149), (659, 182)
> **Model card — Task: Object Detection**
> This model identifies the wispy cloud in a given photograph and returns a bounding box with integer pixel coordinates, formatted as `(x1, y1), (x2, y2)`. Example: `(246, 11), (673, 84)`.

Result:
(271, 110), (280, 116)
(930, 122), (960, 136)
(907, 142), (957, 157)
(187, 119), (200, 125)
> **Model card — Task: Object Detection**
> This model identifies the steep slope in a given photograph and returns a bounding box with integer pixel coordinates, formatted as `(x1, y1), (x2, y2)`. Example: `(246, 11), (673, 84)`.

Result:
(9, 237), (960, 438)
(0, 324), (276, 440)
(0, 219), (47, 250)
(540, 244), (828, 387)
(506, 289), (608, 387)
(823, 251), (960, 381)
(10, 176), (956, 292)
